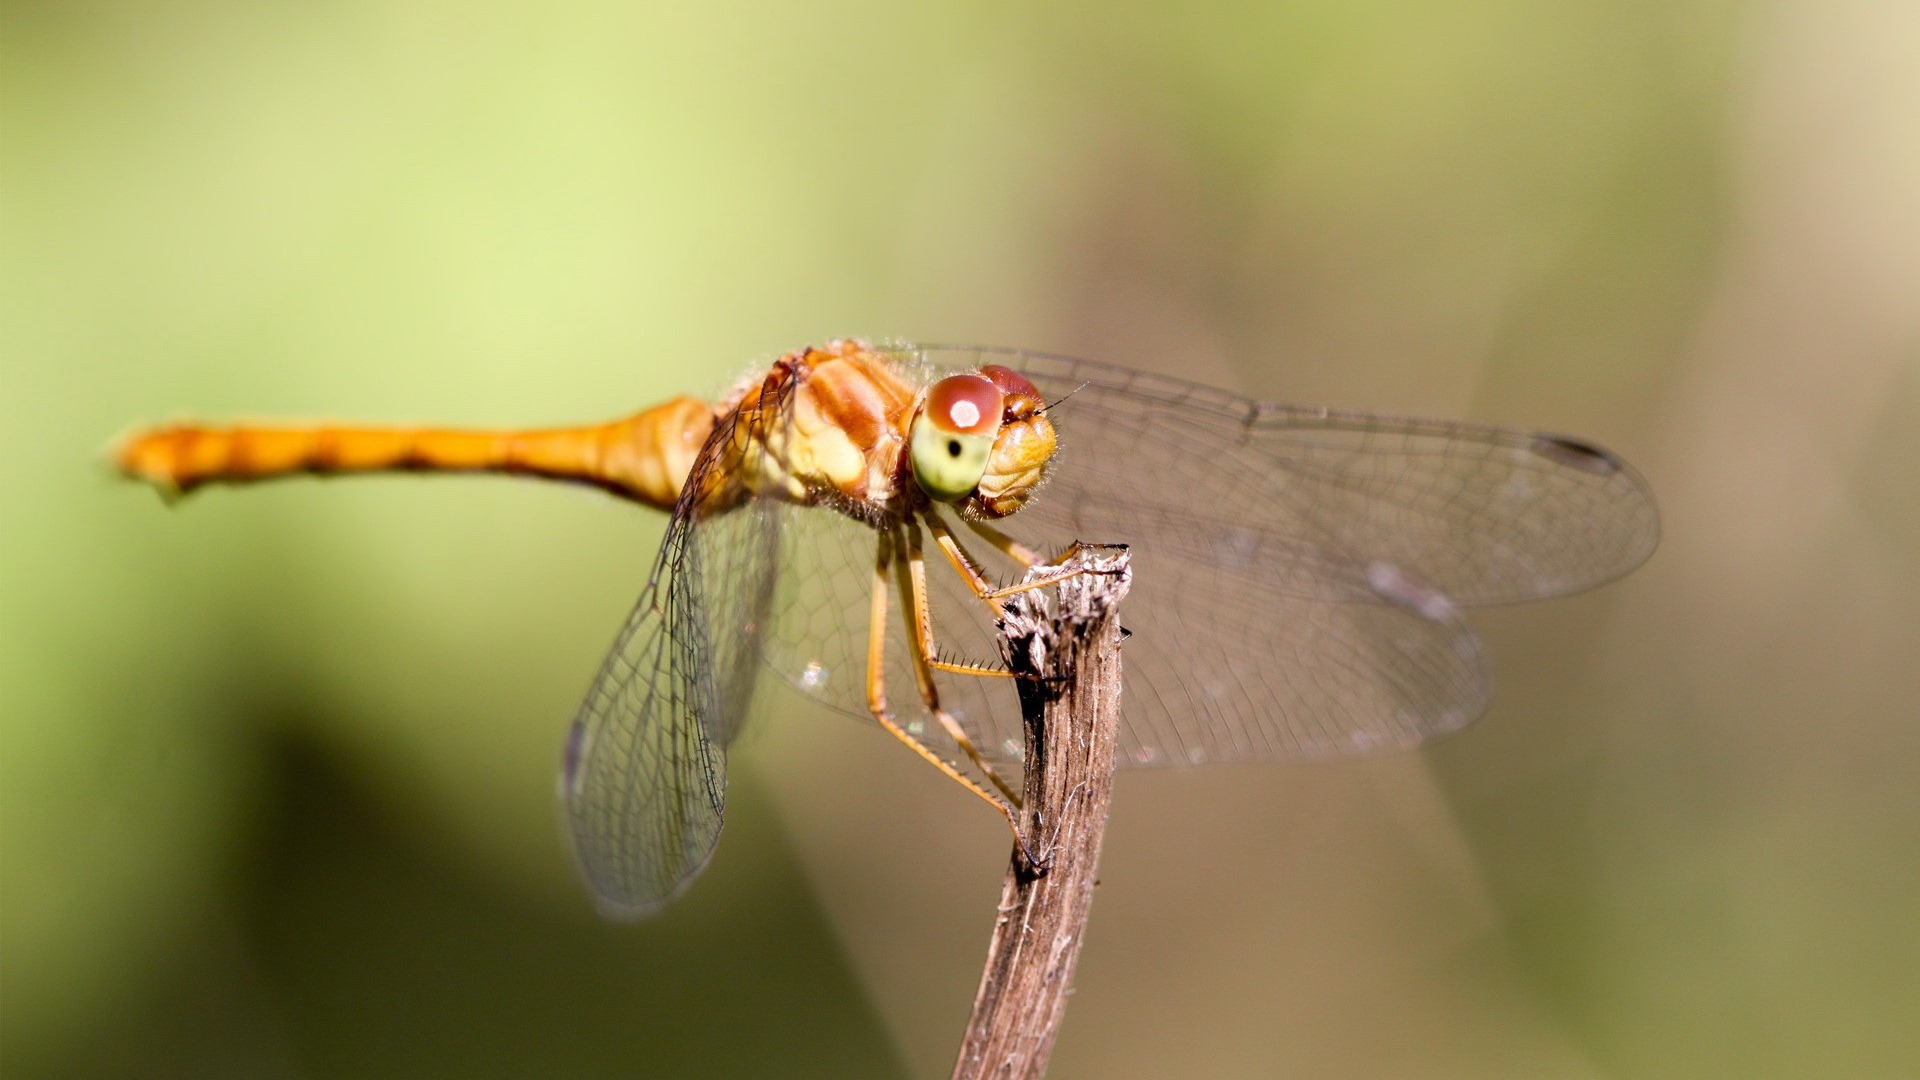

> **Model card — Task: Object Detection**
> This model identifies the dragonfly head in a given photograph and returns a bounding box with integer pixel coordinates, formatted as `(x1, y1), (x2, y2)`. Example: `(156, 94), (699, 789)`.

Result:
(908, 366), (1056, 519)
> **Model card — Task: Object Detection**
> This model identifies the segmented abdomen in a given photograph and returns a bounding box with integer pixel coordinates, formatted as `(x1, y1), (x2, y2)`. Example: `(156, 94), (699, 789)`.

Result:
(114, 397), (716, 510)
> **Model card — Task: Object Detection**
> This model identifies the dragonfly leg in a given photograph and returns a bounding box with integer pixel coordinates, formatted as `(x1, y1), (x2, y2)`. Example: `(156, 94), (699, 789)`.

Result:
(899, 521), (1024, 809)
(917, 516), (1021, 682)
(865, 528), (1036, 858)
(923, 512), (1010, 618)
(961, 519), (1050, 570)
(934, 516), (1120, 602)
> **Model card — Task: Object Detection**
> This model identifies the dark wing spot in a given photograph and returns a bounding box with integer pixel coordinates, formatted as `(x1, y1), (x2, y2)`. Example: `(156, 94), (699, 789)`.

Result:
(1531, 434), (1622, 476)
(561, 717), (588, 793)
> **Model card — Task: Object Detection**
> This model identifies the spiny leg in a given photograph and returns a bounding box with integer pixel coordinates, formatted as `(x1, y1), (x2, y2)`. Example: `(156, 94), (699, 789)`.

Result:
(910, 514), (1019, 682)
(929, 513), (1116, 603)
(898, 519), (1024, 808)
(864, 527), (1027, 852)
(967, 519), (1130, 576)
(923, 512), (1133, 688)
(950, 515), (1138, 652)
(923, 511), (1009, 617)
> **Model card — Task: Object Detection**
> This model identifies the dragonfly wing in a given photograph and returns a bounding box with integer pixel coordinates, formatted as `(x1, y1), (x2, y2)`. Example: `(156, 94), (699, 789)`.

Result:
(560, 513), (726, 919)
(560, 390), (783, 919)
(903, 344), (1660, 607)
(878, 344), (1657, 765)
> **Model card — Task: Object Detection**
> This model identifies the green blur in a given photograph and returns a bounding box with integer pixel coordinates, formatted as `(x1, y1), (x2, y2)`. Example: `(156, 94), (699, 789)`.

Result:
(5, 2), (1916, 1078)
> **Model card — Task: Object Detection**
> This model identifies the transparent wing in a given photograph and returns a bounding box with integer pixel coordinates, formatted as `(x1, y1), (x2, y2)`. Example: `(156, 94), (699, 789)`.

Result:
(762, 501), (1487, 770)
(918, 344), (1661, 608)
(559, 383), (785, 919)
(761, 343), (1656, 769)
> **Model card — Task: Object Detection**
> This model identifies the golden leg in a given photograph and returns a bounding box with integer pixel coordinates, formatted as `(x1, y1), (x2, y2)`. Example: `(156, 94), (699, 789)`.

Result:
(865, 528), (1026, 849)
(961, 518), (1049, 569)
(899, 521), (1024, 808)
(931, 514), (1111, 602)
(924, 513), (1009, 616)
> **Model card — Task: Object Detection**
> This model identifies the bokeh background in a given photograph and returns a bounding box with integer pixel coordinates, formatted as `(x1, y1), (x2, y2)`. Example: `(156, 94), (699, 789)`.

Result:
(5, 2), (1917, 1077)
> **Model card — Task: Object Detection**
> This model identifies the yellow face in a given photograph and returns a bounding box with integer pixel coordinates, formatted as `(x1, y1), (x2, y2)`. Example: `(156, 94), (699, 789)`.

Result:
(908, 366), (1056, 519)
(973, 410), (1055, 517)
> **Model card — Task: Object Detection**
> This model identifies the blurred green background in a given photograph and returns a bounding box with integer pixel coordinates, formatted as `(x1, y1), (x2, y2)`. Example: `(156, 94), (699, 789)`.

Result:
(5, 2), (1917, 1077)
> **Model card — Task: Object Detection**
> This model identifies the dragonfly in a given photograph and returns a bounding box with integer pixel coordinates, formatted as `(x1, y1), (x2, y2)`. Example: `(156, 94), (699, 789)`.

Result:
(115, 339), (1660, 919)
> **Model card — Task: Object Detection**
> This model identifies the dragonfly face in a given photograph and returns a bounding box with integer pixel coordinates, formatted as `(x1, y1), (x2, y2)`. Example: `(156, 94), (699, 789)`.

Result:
(906, 364), (1058, 518)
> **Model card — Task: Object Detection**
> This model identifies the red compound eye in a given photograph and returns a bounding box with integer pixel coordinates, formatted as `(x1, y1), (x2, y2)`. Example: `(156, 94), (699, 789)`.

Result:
(924, 374), (1004, 436)
(981, 364), (1043, 419)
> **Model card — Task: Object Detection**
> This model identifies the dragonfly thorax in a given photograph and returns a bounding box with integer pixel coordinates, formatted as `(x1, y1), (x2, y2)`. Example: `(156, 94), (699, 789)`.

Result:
(721, 341), (1056, 522)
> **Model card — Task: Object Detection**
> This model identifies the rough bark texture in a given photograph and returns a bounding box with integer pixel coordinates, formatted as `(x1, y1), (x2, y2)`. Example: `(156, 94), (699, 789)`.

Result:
(951, 547), (1131, 1080)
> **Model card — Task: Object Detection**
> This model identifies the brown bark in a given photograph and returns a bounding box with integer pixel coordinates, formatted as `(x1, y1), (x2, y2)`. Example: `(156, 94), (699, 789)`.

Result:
(952, 546), (1131, 1080)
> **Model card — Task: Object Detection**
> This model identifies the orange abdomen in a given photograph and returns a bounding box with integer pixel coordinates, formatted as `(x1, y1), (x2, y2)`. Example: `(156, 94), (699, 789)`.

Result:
(114, 397), (716, 511)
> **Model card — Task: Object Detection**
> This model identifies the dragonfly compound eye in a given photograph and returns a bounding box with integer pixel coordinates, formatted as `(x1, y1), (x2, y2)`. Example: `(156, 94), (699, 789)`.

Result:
(981, 363), (1045, 419)
(912, 374), (1004, 502)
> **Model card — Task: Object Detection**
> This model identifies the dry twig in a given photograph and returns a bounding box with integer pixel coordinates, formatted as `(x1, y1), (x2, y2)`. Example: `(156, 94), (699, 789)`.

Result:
(951, 546), (1131, 1080)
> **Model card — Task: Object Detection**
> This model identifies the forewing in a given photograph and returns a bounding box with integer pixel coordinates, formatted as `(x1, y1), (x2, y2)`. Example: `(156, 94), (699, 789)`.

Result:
(559, 387), (783, 919)
(917, 345), (1661, 607)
